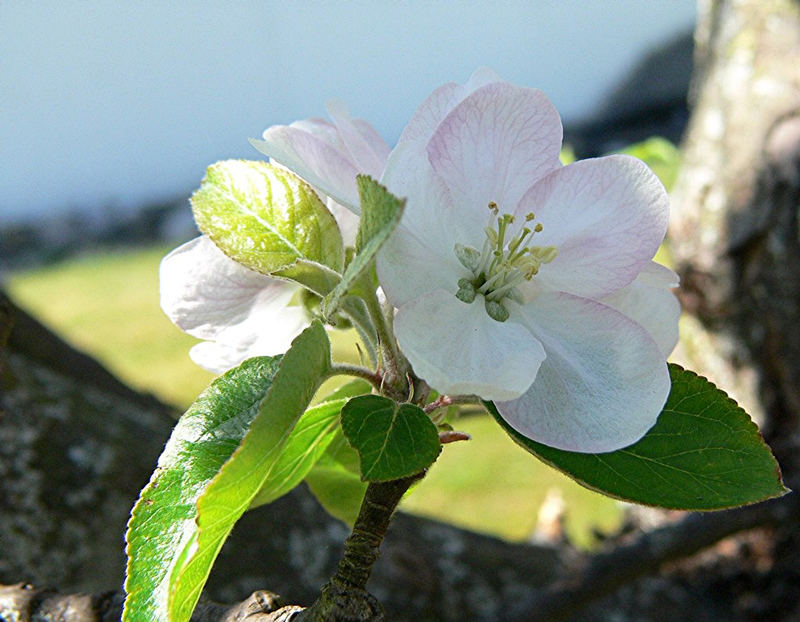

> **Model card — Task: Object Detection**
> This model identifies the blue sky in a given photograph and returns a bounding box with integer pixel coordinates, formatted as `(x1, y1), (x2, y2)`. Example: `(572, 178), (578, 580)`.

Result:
(1, 1), (695, 223)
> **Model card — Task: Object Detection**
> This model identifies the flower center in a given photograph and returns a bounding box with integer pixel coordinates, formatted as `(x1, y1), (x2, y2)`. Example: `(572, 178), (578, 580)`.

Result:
(453, 201), (557, 322)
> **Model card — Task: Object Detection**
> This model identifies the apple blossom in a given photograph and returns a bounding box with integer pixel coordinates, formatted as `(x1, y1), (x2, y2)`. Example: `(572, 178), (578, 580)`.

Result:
(376, 74), (678, 453)
(163, 106), (390, 373)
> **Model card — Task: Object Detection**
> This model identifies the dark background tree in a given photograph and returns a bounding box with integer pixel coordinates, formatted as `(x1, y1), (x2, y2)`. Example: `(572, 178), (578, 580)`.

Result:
(2, 0), (800, 619)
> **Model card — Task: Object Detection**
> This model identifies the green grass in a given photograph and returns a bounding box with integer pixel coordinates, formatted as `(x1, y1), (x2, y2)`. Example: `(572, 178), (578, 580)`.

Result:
(5, 244), (623, 546)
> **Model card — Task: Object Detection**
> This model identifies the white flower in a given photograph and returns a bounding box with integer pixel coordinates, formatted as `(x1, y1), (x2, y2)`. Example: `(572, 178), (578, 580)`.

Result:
(162, 107), (390, 373)
(160, 236), (308, 373)
(375, 71), (678, 453)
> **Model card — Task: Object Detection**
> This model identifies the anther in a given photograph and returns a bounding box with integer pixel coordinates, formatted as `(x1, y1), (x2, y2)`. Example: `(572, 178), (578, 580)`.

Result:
(485, 299), (510, 322)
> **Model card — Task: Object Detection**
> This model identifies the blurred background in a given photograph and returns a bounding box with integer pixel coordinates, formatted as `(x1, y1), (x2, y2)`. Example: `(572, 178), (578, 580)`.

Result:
(1, 1), (695, 546)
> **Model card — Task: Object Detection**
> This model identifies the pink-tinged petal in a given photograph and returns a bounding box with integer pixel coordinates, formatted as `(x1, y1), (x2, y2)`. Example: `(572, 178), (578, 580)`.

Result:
(250, 127), (360, 211)
(394, 290), (546, 401)
(499, 291), (670, 453)
(326, 99), (389, 178)
(289, 117), (342, 149)
(353, 118), (391, 166)
(378, 223), (463, 308)
(426, 81), (563, 216)
(399, 67), (503, 145)
(637, 260), (680, 288)
(380, 141), (464, 254)
(521, 155), (670, 299)
(600, 261), (681, 357)
(378, 143), (470, 307)
(159, 236), (304, 342)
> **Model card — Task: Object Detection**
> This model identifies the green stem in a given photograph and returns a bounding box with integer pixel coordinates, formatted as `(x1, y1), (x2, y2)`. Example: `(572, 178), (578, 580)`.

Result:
(423, 394), (482, 415)
(362, 288), (409, 398)
(341, 297), (378, 367)
(301, 474), (423, 621)
(329, 363), (383, 391)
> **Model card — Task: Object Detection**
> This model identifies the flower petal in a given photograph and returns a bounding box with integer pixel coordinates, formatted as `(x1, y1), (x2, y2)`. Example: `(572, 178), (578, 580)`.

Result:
(519, 155), (670, 298)
(287, 117), (342, 149)
(498, 291), (670, 453)
(381, 141), (461, 251)
(600, 261), (681, 357)
(394, 289), (546, 401)
(378, 143), (466, 307)
(250, 127), (361, 211)
(426, 81), (563, 217)
(326, 197), (360, 247)
(326, 99), (390, 178)
(160, 235), (307, 351)
(189, 341), (259, 374)
(398, 67), (503, 146)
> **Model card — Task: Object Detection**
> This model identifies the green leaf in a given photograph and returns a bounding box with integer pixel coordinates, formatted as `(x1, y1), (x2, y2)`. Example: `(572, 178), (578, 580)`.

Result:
(488, 364), (788, 510)
(320, 377), (374, 402)
(305, 431), (368, 525)
(321, 175), (405, 318)
(246, 398), (345, 509)
(123, 322), (330, 622)
(191, 160), (344, 278)
(341, 394), (441, 482)
(272, 259), (342, 297)
(123, 356), (282, 622)
(248, 379), (371, 509)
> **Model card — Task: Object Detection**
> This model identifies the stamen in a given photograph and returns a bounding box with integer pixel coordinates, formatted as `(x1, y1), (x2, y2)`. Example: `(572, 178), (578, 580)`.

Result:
(453, 201), (557, 322)
(454, 243), (481, 272)
(485, 299), (509, 322)
(456, 283), (477, 303)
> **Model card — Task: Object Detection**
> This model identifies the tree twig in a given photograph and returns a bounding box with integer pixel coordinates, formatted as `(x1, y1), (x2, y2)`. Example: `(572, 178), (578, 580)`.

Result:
(509, 494), (799, 621)
(300, 474), (424, 621)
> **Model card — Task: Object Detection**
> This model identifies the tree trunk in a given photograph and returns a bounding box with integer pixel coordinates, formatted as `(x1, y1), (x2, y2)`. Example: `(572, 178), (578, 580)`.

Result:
(663, 0), (800, 617)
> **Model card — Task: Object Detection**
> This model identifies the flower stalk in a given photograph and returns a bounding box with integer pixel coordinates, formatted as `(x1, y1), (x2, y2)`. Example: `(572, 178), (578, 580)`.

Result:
(361, 285), (410, 401)
(300, 473), (424, 621)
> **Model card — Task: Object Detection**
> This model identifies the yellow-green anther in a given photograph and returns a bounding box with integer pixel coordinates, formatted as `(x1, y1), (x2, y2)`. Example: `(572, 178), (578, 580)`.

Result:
(454, 243), (481, 271)
(537, 246), (558, 263)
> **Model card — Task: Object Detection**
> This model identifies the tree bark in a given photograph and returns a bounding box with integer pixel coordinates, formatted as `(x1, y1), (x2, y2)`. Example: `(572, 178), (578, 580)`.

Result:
(0, 291), (564, 620)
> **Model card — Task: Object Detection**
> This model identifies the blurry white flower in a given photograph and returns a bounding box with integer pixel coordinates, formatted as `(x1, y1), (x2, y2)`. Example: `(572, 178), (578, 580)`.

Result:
(160, 236), (307, 373)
